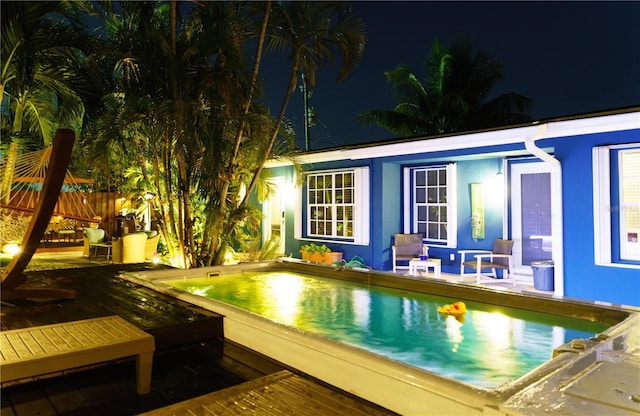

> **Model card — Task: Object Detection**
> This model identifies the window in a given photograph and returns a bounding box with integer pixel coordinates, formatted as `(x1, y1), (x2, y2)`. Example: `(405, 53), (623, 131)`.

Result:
(619, 148), (640, 261)
(593, 144), (640, 266)
(302, 167), (369, 244)
(404, 164), (457, 247)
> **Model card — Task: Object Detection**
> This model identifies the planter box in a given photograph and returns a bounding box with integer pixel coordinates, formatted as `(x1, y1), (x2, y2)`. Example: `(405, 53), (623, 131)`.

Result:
(310, 252), (325, 263)
(300, 249), (343, 265)
(323, 252), (343, 265)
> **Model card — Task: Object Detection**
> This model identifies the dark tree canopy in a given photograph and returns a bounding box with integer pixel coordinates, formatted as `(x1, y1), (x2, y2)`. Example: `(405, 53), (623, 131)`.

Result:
(357, 38), (533, 137)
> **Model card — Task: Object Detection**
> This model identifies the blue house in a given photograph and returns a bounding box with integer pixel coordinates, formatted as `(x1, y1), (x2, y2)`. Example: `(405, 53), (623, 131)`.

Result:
(260, 108), (640, 307)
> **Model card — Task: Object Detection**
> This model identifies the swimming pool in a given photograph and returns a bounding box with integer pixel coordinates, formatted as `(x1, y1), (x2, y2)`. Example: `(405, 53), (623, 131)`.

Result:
(123, 260), (637, 415)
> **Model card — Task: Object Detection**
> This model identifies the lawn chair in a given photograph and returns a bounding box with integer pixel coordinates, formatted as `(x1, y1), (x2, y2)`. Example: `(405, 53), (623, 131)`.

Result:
(459, 238), (515, 285)
(392, 233), (428, 273)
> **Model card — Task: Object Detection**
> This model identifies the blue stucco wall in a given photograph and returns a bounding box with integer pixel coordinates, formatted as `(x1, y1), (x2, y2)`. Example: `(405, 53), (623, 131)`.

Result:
(547, 129), (640, 306)
(265, 126), (639, 306)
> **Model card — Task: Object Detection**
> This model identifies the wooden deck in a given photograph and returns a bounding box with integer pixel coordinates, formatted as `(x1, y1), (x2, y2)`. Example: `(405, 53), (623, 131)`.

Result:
(0, 257), (397, 415)
(141, 370), (392, 416)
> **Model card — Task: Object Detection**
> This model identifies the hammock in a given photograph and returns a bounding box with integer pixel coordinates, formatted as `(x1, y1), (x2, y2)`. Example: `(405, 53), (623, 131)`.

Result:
(0, 144), (98, 244)
(1, 129), (77, 299)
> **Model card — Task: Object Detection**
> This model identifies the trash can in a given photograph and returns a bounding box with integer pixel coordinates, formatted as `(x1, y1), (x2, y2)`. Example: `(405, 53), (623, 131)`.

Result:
(532, 260), (554, 291)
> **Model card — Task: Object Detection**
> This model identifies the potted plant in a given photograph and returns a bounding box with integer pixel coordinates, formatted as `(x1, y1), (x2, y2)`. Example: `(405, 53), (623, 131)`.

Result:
(301, 243), (343, 265)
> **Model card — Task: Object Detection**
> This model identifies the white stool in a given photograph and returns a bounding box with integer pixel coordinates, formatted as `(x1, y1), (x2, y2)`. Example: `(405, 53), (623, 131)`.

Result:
(409, 258), (441, 279)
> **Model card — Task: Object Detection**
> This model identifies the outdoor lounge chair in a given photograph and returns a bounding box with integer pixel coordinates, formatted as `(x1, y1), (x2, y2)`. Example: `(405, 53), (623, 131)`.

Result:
(82, 228), (107, 258)
(392, 233), (428, 273)
(459, 238), (515, 285)
(112, 232), (147, 264)
(144, 231), (160, 260)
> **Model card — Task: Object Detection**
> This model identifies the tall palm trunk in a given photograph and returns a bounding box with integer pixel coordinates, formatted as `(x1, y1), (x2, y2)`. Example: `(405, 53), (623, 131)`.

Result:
(1, 97), (27, 203)
(213, 51), (300, 265)
(208, 1), (271, 266)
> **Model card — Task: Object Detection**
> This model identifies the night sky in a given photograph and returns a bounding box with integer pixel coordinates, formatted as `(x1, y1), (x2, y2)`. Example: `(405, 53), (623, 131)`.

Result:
(260, 1), (640, 150)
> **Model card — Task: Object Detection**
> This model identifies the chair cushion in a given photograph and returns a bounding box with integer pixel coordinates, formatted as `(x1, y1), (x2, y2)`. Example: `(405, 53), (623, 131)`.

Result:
(491, 239), (514, 266)
(83, 228), (105, 244)
(394, 233), (424, 256)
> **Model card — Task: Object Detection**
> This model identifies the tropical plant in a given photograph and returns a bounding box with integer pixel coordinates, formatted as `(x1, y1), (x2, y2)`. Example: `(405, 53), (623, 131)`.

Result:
(0, 1), (92, 202)
(210, 1), (366, 265)
(301, 242), (331, 256)
(357, 38), (533, 137)
(29, 1), (365, 269)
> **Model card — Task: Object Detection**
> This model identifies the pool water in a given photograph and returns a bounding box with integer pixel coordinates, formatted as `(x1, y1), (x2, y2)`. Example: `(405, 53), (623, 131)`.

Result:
(165, 271), (609, 388)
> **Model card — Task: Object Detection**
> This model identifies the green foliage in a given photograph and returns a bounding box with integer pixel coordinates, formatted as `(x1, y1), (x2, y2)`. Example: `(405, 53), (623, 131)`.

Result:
(301, 243), (331, 255)
(1, 1), (366, 269)
(358, 38), (533, 137)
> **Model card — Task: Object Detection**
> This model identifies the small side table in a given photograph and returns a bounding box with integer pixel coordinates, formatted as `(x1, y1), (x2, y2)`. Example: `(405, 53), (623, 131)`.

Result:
(92, 242), (112, 262)
(409, 258), (441, 279)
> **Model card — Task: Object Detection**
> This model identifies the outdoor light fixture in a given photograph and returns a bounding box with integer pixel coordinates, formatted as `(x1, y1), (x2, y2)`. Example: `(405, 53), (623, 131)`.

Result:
(2, 243), (21, 255)
(144, 192), (155, 231)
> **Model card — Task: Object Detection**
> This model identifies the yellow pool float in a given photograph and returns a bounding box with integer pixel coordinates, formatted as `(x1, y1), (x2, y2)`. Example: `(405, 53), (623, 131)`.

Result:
(437, 301), (467, 316)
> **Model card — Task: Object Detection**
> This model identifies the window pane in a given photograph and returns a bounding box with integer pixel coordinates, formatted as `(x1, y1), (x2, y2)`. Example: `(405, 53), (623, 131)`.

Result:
(428, 207), (438, 221)
(416, 171), (425, 186)
(344, 173), (353, 187)
(344, 189), (353, 203)
(427, 170), (437, 186)
(416, 188), (426, 203)
(439, 187), (447, 203)
(418, 206), (427, 221)
(427, 188), (437, 203)
(439, 170), (447, 186)
(428, 223), (438, 239)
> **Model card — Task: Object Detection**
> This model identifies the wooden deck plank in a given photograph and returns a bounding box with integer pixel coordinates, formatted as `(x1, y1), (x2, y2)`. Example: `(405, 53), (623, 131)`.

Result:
(42, 380), (99, 416)
(4, 386), (57, 416)
(280, 375), (383, 416)
(139, 370), (394, 416)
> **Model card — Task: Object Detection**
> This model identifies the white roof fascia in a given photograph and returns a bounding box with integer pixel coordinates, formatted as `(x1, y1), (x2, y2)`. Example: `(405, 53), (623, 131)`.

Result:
(265, 111), (639, 167)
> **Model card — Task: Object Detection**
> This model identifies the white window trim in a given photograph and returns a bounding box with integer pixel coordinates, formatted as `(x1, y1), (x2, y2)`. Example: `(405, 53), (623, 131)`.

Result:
(403, 163), (457, 248)
(593, 143), (640, 269)
(295, 167), (369, 245)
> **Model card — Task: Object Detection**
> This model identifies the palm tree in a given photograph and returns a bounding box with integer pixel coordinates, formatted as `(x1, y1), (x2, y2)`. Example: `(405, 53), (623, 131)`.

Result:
(207, 1), (366, 264)
(82, 1), (278, 267)
(1, 1), (90, 202)
(79, 2), (364, 268)
(357, 38), (533, 137)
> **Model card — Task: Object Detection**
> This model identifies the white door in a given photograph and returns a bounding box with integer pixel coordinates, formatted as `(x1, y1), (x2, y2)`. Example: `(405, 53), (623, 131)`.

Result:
(263, 177), (286, 255)
(511, 162), (553, 276)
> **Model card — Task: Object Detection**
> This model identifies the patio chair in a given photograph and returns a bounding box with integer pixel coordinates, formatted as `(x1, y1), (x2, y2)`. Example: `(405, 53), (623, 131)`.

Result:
(112, 232), (147, 264)
(56, 218), (77, 241)
(144, 231), (160, 260)
(459, 238), (515, 285)
(392, 233), (428, 273)
(82, 228), (107, 258)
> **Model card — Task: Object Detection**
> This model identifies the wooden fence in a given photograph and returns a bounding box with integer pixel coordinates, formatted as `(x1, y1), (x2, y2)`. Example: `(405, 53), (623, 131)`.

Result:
(3, 191), (135, 238)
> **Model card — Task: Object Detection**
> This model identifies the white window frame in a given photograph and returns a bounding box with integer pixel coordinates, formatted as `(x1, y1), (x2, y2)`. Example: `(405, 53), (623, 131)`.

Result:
(593, 143), (640, 267)
(403, 163), (457, 248)
(296, 167), (369, 245)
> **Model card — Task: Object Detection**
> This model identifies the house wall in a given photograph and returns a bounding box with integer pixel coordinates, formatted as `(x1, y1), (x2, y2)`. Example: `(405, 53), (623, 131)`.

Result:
(545, 129), (640, 306)
(264, 118), (639, 306)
